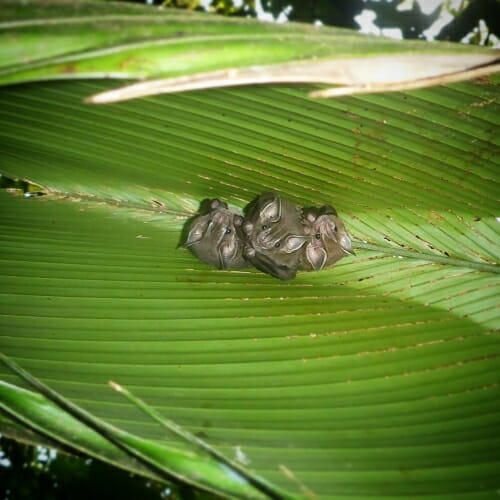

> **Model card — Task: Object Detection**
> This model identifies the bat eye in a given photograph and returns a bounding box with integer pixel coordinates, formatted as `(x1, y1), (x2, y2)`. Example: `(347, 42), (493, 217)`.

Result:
(274, 242), (280, 248)
(225, 228), (232, 234)
(315, 233), (321, 239)
(262, 224), (268, 230)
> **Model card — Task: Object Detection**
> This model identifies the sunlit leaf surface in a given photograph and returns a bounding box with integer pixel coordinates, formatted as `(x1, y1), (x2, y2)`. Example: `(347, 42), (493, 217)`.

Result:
(0, 1), (499, 498)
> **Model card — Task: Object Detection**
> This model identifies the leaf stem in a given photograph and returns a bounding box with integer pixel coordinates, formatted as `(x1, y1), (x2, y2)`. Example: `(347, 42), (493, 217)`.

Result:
(110, 381), (297, 500)
(353, 241), (499, 274)
(0, 353), (269, 500)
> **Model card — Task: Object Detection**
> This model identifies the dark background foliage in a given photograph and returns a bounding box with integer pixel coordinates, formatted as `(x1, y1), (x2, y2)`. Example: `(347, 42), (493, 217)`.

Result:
(159, 0), (499, 44)
(0, 435), (218, 500)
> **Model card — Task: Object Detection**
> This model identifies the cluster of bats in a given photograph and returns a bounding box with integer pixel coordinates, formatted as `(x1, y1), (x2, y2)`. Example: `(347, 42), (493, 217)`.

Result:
(185, 192), (354, 280)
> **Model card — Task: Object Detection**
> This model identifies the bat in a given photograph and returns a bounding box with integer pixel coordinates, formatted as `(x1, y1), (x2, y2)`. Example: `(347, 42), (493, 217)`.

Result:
(300, 204), (354, 271)
(184, 193), (355, 279)
(185, 199), (248, 269)
(239, 192), (308, 280)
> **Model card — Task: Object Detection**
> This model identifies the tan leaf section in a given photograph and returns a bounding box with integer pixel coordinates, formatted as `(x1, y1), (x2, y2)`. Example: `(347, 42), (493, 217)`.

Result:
(88, 54), (500, 104)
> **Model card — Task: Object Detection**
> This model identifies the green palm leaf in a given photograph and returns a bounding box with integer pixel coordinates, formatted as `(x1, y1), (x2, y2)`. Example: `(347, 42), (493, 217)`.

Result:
(0, 1), (499, 498)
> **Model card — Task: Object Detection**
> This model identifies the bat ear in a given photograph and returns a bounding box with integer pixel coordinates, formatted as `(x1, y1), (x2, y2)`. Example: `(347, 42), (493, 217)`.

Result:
(210, 198), (227, 210)
(285, 236), (307, 253)
(261, 197), (281, 222)
(306, 243), (327, 271)
(302, 207), (319, 223)
(340, 234), (355, 255)
(219, 240), (237, 268)
(185, 222), (204, 247)
(319, 204), (337, 216)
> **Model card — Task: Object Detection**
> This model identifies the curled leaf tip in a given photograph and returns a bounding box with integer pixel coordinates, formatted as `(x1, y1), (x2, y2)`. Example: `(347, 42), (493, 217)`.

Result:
(109, 381), (124, 392)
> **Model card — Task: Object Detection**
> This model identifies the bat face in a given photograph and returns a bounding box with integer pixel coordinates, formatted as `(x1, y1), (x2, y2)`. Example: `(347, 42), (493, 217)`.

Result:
(240, 192), (308, 280)
(185, 199), (248, 269)
(300, 205), (354, 271)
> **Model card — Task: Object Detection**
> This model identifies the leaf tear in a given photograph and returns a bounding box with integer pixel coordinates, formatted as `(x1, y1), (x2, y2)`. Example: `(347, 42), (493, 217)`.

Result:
(0, 173), (46, 197)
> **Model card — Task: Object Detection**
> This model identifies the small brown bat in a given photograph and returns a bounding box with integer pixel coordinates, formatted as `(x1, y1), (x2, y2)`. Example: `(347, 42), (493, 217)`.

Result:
(300, 205), (354, 271)
(239, 192), (308, 280)
(185, 199), (248, 269)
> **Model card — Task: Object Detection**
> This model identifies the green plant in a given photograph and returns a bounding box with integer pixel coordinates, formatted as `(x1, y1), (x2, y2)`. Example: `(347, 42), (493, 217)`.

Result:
(0, 1), (498, 498)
